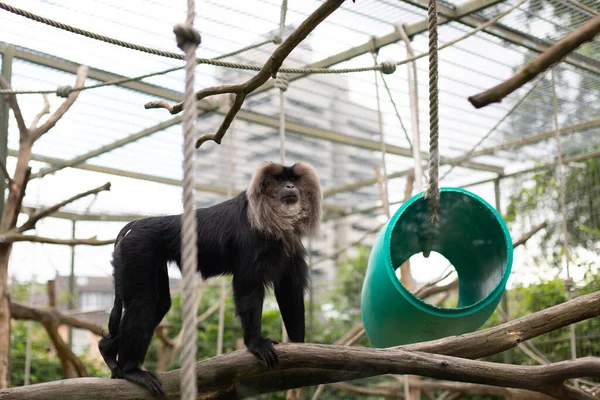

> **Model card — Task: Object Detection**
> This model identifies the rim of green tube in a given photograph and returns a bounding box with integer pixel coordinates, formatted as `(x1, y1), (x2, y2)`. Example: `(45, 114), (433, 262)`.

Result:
(383, 187), (513, 318)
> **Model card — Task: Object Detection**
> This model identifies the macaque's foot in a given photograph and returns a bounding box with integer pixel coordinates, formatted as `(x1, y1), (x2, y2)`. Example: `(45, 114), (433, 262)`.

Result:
(121, 368), (165, 398)
(247, 337), (279, 367)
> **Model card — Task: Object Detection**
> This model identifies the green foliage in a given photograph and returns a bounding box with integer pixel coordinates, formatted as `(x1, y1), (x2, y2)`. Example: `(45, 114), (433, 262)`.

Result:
(505, 153), (600, 266)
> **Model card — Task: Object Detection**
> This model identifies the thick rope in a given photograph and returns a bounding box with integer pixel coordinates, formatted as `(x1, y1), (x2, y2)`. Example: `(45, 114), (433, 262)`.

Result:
(0, 39), (274, 95)
(176, 2), (201, 398)
(425, 0), (440, 221)
(0, 0), (525, 77)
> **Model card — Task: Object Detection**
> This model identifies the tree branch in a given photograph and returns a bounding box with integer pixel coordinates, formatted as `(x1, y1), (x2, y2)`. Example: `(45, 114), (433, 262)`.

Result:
(343, 380), (555, 399)
(30, 65), (88, 142)
(10, 301), (106, 337)
(28, 94), (51, 131)
(0, 160), (12, 187)
(468, 14), (600, 108)
(2, 289), (600, 399)
(0, 76), (28, 142)
(0, 232), (114, 246)
(10, 301), (107, 379)
(17, 182), (111, 233)
(144, 0), (345, 149)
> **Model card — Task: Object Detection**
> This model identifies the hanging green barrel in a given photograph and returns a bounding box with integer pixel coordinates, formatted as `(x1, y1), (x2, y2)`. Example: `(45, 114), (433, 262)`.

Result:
(361, 187), (513, 348)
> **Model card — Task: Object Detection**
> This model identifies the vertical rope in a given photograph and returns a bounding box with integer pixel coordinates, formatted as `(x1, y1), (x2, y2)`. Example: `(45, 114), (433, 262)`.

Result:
(175, 2), (201, 399)
(425, 0), (440, 220)
(370, 43), (390, 219)
(551, 68), (576, 363)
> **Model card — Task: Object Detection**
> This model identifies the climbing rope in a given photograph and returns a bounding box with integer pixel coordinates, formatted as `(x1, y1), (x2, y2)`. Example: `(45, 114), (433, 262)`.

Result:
(0, 39), (274, 96)
(0, 0), (527, 79)
(551, 68), (576, 364)
(175, 0), (201, 398)
(424, 0), (440, 221)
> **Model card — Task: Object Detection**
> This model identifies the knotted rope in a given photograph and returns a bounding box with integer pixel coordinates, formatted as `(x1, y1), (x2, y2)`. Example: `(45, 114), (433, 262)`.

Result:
(424, 0), (440, 221)
(175, 3), (201, 399)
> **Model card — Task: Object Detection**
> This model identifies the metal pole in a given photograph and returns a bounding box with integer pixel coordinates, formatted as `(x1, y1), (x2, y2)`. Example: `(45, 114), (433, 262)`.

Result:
(0, 45), (14, 219)
(68, 220), (76, 349)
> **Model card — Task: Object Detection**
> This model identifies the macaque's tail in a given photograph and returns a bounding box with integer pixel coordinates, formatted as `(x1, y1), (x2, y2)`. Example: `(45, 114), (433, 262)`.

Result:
(107, 295), (123, 338)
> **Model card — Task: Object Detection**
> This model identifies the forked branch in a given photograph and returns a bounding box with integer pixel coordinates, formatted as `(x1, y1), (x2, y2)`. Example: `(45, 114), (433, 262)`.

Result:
(468, 14), (600, 108)
(18, 182), (111, 233)
(29, 94), (51, 131)
(30, 65), (88, 142)
(144, 0), (346, 149)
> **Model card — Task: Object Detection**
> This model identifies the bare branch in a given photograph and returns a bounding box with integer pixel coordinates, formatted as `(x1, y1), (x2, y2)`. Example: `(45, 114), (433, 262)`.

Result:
(144, 0), (345, 149)
(1, 290), (600, 399)
(468, 14), (600, 108)
(0, 76), (29, 141)
(18, 182), (111, 233)
(10, 301), (107, 378)
(336, 380), (554, 399)
(0, 232), (114, 246)
(28, 94), (51, 131)
(0, 160), (12, 186)
(513, 222), (547, 247)
(10, 301), (105, 337)
(9, 167), (31, 229)
(30, 65), (89, 142)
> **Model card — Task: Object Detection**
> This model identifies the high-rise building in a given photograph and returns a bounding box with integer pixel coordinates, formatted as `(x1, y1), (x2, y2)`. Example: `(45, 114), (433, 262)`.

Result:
(194, 26), (382, 296)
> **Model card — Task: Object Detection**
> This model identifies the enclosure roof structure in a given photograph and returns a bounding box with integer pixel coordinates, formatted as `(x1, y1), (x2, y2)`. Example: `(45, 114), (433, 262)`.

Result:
(0, 0), (598, 218)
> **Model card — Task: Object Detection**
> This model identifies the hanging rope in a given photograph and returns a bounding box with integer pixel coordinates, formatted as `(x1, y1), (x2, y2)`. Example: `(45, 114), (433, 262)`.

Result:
(369, 38), (390, 219)
(424, 0), (440, 221)
(551, 68), (576, 364)
(175, 0), (201, 398)
(0, 0), (526, 78)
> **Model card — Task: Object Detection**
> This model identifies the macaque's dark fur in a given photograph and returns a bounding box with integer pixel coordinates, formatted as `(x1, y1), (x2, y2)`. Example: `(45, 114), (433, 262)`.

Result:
(98, 162), (322, 397)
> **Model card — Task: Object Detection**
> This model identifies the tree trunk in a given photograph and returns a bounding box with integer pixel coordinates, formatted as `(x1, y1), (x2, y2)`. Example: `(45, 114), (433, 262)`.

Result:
(0, 244), (13, 388)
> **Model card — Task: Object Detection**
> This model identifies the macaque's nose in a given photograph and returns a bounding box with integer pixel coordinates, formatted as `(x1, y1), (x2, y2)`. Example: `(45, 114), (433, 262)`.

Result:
(286, 184), (295, 189)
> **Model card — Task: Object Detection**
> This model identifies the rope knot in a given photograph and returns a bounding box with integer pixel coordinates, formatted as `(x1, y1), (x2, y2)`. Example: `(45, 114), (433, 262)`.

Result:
(380, 61), (397, 75)
(564, 277), (574, 291)
(274, 74), (289, 92)
(173, 23), (202, 51)
(272, 35), (283, 45)
(56, 85), (72, 98)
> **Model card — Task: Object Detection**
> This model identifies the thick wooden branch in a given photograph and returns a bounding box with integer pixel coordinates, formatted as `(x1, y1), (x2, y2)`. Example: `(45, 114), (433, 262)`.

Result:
(28, 94), (51, 131)
(2, 289), (599, 399)
(0, 160), (12, 186)
(18, 182), (111, 233)
(0, 232), (114, 246)
(8, 167), (31, 229)
(10, 301), (105, 337)
(468, 14), (600, 108)
(144, 0), (345, 149)
(30, 65), (88, 142)
(331, 381), (554, 399)
(10, 301), (107, 379)
(0, 76), (28, 142)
